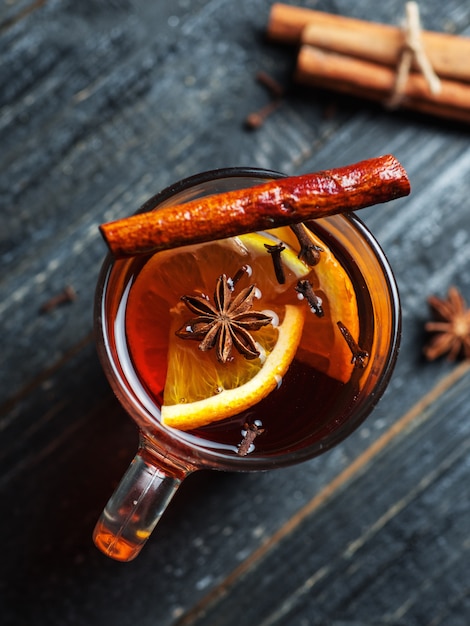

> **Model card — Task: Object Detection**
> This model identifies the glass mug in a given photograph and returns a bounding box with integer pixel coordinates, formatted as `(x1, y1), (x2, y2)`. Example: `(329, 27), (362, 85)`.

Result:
(93, 167), (401, 561)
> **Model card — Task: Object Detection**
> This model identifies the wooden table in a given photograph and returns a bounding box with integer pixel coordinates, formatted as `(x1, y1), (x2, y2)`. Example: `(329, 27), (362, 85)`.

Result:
(1, 1), (469, 624)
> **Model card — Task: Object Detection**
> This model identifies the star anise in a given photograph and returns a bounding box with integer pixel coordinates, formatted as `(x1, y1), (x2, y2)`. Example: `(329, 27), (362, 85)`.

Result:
(423, 286), (470, 361)
(176, 274), (273, 364)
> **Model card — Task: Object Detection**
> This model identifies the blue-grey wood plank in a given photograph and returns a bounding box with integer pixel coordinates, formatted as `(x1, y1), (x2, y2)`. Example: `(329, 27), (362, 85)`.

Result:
(1, 1), (470, 625)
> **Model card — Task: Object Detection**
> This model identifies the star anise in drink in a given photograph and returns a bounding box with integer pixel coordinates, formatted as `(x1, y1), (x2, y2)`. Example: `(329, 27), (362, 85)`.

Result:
(423, 286), (470, 361)
(176, 274), (273, 364)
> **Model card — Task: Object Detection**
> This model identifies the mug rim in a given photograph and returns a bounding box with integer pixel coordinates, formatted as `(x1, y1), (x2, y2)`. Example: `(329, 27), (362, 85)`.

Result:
(95, 167), (401, 471)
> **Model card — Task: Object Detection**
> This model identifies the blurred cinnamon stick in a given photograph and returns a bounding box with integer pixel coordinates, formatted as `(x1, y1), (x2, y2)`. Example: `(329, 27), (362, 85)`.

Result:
(267, 3), (470, 83)
(295, 46), (470, 124)
(267, 3), (470, 123)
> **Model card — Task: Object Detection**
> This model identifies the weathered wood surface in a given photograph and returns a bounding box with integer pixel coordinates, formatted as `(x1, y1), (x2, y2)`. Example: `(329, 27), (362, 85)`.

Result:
(1, 1), (469, 625)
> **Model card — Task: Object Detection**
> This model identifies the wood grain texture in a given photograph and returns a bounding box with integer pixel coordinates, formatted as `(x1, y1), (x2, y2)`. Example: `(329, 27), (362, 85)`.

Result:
(175, 363), (470, 625)
(1, 0), (470, 625)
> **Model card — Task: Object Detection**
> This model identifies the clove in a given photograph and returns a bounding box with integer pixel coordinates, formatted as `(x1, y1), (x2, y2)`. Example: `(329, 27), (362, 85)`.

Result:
(245, 99), (282, 130)
(264, 242), (286, 284)
(295, 279), (324, 317)
(337, 321), (369, 368)
(39, 285), (77, 314)
(237, 421), (265, 456)
(290, 223), (323, 266)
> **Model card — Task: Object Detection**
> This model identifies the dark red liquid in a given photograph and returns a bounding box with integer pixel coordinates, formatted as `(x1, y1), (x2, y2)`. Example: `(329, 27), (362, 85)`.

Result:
(188, 359), (361, 457)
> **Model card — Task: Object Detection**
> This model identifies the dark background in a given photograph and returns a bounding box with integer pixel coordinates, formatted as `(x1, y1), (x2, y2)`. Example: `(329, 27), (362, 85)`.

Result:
(1, 1), (469, 624)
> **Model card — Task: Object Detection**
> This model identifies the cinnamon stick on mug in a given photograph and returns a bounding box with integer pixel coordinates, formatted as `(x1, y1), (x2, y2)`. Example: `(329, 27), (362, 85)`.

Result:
(100, 155), (410, 259)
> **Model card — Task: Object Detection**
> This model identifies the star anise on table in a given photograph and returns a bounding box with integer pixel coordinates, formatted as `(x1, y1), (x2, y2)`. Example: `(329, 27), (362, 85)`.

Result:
(423, 286), (470, 361)
(176, 274), (273, 364)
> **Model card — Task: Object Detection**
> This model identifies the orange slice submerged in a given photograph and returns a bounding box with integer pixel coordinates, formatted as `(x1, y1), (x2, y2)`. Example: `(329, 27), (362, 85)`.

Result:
(125, 233), (311, 429)
(125, 226), (362, 431)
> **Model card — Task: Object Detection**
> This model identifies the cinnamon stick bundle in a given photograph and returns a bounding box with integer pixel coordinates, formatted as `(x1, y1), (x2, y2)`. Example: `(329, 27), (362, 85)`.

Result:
(267, 3), (470, 123)
(267, 3), (470, 83)
(100, 155), (410, 259)
(295, 46), (470, 125)
(301, 22), (470, 83)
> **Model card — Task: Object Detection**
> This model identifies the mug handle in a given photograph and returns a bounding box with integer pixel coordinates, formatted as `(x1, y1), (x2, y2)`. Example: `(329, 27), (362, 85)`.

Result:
(93, 434), (189, 561)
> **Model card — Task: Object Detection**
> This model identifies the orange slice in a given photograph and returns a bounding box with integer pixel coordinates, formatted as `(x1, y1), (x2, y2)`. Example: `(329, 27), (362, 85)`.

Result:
(161, 304), (305, 430)
(270, 225), (360, 384)
(125, 233), (311, 420)
(125, 226), (361, 432)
